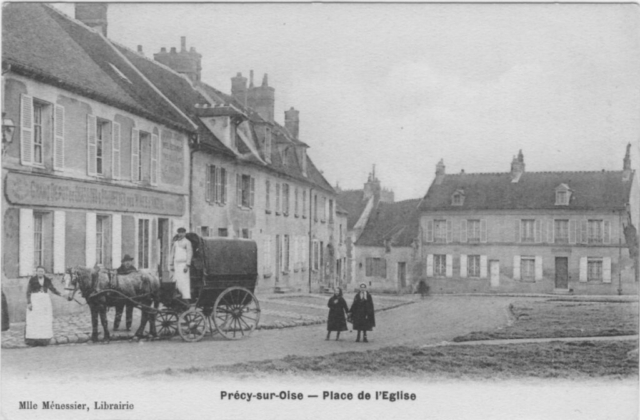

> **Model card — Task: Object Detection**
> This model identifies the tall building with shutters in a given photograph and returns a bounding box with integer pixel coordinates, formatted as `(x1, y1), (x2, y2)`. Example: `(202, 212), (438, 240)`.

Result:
(2, 3), (195, 321)
(418, 148), (640, 295)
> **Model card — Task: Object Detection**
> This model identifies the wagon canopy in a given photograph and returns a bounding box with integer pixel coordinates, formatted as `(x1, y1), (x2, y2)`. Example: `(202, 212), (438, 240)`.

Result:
(200, 238), (258, 276)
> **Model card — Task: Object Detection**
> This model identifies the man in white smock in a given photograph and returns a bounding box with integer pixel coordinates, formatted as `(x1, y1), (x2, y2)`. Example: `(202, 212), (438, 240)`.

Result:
(170, 228), (193, 300)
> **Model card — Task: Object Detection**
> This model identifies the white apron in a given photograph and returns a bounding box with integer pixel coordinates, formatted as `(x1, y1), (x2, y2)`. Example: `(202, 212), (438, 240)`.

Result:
(173, 240), (191, 299)
(25, 292), (53, 340)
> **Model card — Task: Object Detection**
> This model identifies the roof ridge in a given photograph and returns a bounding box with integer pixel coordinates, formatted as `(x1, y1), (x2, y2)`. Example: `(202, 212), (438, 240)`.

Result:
(446, 169), (625, 176)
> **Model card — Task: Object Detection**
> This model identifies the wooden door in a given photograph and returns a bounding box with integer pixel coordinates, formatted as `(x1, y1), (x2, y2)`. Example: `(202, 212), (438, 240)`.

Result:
(555, 257), (569, 289)
(398, 262), (406, 288)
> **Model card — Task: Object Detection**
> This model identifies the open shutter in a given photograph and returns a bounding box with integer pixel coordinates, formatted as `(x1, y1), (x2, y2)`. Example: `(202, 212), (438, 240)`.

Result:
(112, 122), (121, 179)
(445, 254), (453, 278)
(460, 220), (468, 243)
(446, 221), (453, 243)
(19, 208), (34, 276)
(480, 219), (488, 243)
(20, 94), (34, 166)
(53, 211), (66, 274)
(87, 115), (97, 175)
(250, 177), (256, 208)
(548, 220), (554, 244)
(480, 255), (488, 278)
(580, 220), (588, 244)
(216, 167), (223, 203)
(112, 214), (122, 270)
(603, 220), (611, 244)
(513, 255), (521, 280)
(569, 220), (577, 244)
(426, 220), (434, 242)
(236, 174), (242, 207)
(603, 257), (612, 283)
(514, 220), (521, 243)
(535, 219), (542, 243)
(460, 254), (467, 278)
(53, 105), (65, 170)
(579, 257), (587, 282)
(131, 128), (139, 181)
(535, 256), (543, 280)
(426, 254), (433, 277)
(85, 212), (97, 267)
(205, 166), (211, 202)
(150, 133), (159, 185)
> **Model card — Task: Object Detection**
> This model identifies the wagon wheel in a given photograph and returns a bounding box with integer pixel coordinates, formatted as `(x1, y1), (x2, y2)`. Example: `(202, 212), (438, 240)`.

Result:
(155, 310), (179, 338)
(177, 308), (208, 342)
(212, 287), (260, 340)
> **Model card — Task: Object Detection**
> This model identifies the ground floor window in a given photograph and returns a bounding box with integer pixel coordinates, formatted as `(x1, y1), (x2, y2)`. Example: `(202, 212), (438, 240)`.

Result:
(218, 228), (228, 237)
(96, 215), (109, 265)
(468, 255), (481, 278)
(365, 257), (387, 278)
(434, 255), (446, 277)
(138, 219), (150, 269)
(587, 257), (603, 281)
(521, 257), (535, 281)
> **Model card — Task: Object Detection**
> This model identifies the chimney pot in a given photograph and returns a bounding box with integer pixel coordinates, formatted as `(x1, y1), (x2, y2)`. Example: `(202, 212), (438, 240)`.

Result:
(170, 47), (177, 54)
(510, 150), (525, 182)
(160, 47), (166, 53)
(181, 36), (186, 52)
(137, 45), (143, 53)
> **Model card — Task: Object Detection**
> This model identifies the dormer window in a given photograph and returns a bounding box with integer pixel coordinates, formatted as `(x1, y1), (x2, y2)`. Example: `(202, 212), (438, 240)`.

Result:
(555, 184), (571, 205)
(451, 190), (465, 206)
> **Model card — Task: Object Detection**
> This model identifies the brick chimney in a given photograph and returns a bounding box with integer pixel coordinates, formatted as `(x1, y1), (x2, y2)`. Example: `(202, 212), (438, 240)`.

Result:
(75, 3), (108, 37)
(231, 72), (248, 107)
(246, 73), (275, 123)
(153, 37), (202, 82)
(623, 143), (632, 182)
(285, 107), (299, 138)
(435, 159), (446, 185)
(510, 150), (525, 183)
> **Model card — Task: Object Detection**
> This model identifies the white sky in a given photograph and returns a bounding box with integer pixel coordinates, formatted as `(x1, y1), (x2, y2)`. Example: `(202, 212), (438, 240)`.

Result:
(53, 3), (640, 201)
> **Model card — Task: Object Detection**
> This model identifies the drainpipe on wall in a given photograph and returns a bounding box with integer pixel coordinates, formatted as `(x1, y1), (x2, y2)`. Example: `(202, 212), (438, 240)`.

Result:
(618, 211), (623, 295)
(308, 187), (314, 294)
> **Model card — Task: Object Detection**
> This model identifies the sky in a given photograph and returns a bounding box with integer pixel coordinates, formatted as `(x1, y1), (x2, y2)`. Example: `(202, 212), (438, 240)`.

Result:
(53, 3), (640, 201)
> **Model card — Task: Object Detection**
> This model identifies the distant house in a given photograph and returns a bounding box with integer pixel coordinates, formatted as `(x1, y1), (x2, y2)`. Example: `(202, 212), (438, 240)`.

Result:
(418, 148), (639, 295)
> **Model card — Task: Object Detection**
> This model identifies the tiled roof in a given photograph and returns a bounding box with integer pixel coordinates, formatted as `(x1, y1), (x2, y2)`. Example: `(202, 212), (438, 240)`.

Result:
(2, 3), (195, 132)
(419, 170), (635, 212)
(356, 199), (421, 247)
(336, 189), (368, 229)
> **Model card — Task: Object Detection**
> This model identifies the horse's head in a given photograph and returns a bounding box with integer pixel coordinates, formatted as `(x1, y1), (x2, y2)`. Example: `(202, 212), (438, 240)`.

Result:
(64, 266), (92, 301)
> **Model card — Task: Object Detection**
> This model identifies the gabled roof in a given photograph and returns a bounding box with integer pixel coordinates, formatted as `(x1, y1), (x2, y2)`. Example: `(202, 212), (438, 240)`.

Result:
(356, 199), (421, 247)
(2, 3), (195, 133)
(419, 170), (635, 212)
(336, 189), (368, 230)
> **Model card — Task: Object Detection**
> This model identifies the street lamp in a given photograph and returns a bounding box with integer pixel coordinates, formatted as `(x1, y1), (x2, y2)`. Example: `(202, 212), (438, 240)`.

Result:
(2, 112), (16, 151)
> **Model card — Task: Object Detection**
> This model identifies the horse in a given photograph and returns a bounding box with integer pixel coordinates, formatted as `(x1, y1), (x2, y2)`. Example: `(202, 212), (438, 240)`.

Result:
(64, 266), (160, 342)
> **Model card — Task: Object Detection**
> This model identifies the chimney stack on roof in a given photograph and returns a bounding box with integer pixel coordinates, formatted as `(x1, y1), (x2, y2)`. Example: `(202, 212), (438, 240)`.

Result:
(231, 72), (248, 106)
(153, 37), (202, 82)
(137, 45), (143, 54)
(245, 72), (275, 122)
(435, 159), (446, 185)
(75, 3), (108, 37)
(510, 150), (525, 183)
(181, 36), (186, 52)
(623, 143), (632, 182)
(285, 107), (300, 139)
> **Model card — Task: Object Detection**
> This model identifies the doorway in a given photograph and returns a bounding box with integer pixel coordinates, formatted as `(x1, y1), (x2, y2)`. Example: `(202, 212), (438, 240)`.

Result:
(490, 260), (500, 287)
(555, 257), (569, 289)
(158, 218), (171, 282)
(397, 262), (407, 288)
(275, 234), (281, 284)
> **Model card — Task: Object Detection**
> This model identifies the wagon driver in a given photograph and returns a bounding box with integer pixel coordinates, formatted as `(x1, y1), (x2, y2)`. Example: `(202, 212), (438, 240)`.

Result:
(170, 227), (193, 300)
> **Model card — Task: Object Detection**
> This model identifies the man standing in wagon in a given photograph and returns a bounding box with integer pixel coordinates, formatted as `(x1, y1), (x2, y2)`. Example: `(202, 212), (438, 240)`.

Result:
(170, 227), (193, 301)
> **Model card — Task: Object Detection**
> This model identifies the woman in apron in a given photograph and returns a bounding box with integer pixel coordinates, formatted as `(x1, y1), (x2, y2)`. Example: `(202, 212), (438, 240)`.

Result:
(25, 266), (62, 346)
(170, 228), (193, 301)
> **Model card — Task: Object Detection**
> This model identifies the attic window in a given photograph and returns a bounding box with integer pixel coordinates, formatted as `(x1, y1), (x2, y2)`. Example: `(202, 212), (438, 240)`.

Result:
(108, 63), (131, 83)
(452, 190), (465, 206)
(555, 184), (571, 205)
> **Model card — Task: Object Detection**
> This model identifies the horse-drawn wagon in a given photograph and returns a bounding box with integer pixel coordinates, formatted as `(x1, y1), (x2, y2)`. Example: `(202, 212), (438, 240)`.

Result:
(65, 234), (261, 343)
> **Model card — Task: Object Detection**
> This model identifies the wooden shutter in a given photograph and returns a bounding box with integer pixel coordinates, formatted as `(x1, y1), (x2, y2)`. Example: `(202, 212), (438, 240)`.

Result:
(150, 133), (159, 185)
(426, 254), (433, 277)
(535, 219), (542, 243)
(446, 221), (453, 243)
(446, 254), (453, 278)
(579, 257), (587, 282)
(548, 220), (554, 244)
(480, 219), (488, 243)
(131, 128), (139, 181)
(603, 257), (612, 283)
(221, 168), (227, 204)
(20, 94), (34, 166)
(480, 255), (488, 278)
(514, 220), (521, 243)
(19, 208), (34, 276)
(426, 220), (434, 242)
(535, 256), (543, 281)
(460, 220), (468, 243)
(513, 255), (521, 280)
(216, 167), (223, 203)
(603, 220), (611, 244)
(569, 220), (577, 244)
(580, 220), (588, 244)
(85, 212), (97, 267)
(236, 173), (242, 207)
(112, 214), (122, 271)
(53, 105), (65, 170)
(53, 211), (66, 274)
(460, 254), (467, 278)
(250, 177), (255, 208)
(205, 165), (211, 202)
(112, 122), (121, 179)
(87, 115), (97, 175)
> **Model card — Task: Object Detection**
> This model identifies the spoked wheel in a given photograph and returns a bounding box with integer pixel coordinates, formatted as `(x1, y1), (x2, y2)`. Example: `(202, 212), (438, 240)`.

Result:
(212, 287), (260, 340)
(155, 310), (179, 338)
(177, 308), (208, 342)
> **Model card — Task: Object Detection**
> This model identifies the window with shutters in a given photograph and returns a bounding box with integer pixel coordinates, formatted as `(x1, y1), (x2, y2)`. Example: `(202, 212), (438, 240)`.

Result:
(283, 184), (290, 216)
(218, 228), (228, 237)
(219, 168), (227, 204)
(468, 255), (481, 278)
(434, 220), (447, 243)
(588, 220), (604, 244)
(33, 102), (46, 165)
(205, 165), (216, 203)
(434, 255), (447, 276)
(284, 235), (290, 272)
(265, 180), (271, 213)
(200, 226), (210, 237)
(96, 215), (110, 266)
(313, 241), (320, 271)
(521, 220), (535, 243)
(294, 188), (299, 217)
(238, 174), (255, 208)
(321, 197), (327, 222)
(329, 199), (334, 222)
(467, 220), (481, 242)
(521, 257), (535, 281)
(302, 190), (307, 218)
(587, 257), (603, 281)
(96, 121), (109, 176)
(137, 219), (150, 269)
(275, 183), (281, 214)
(554, 220), (569, 243)
(242, 228), (251, 239)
